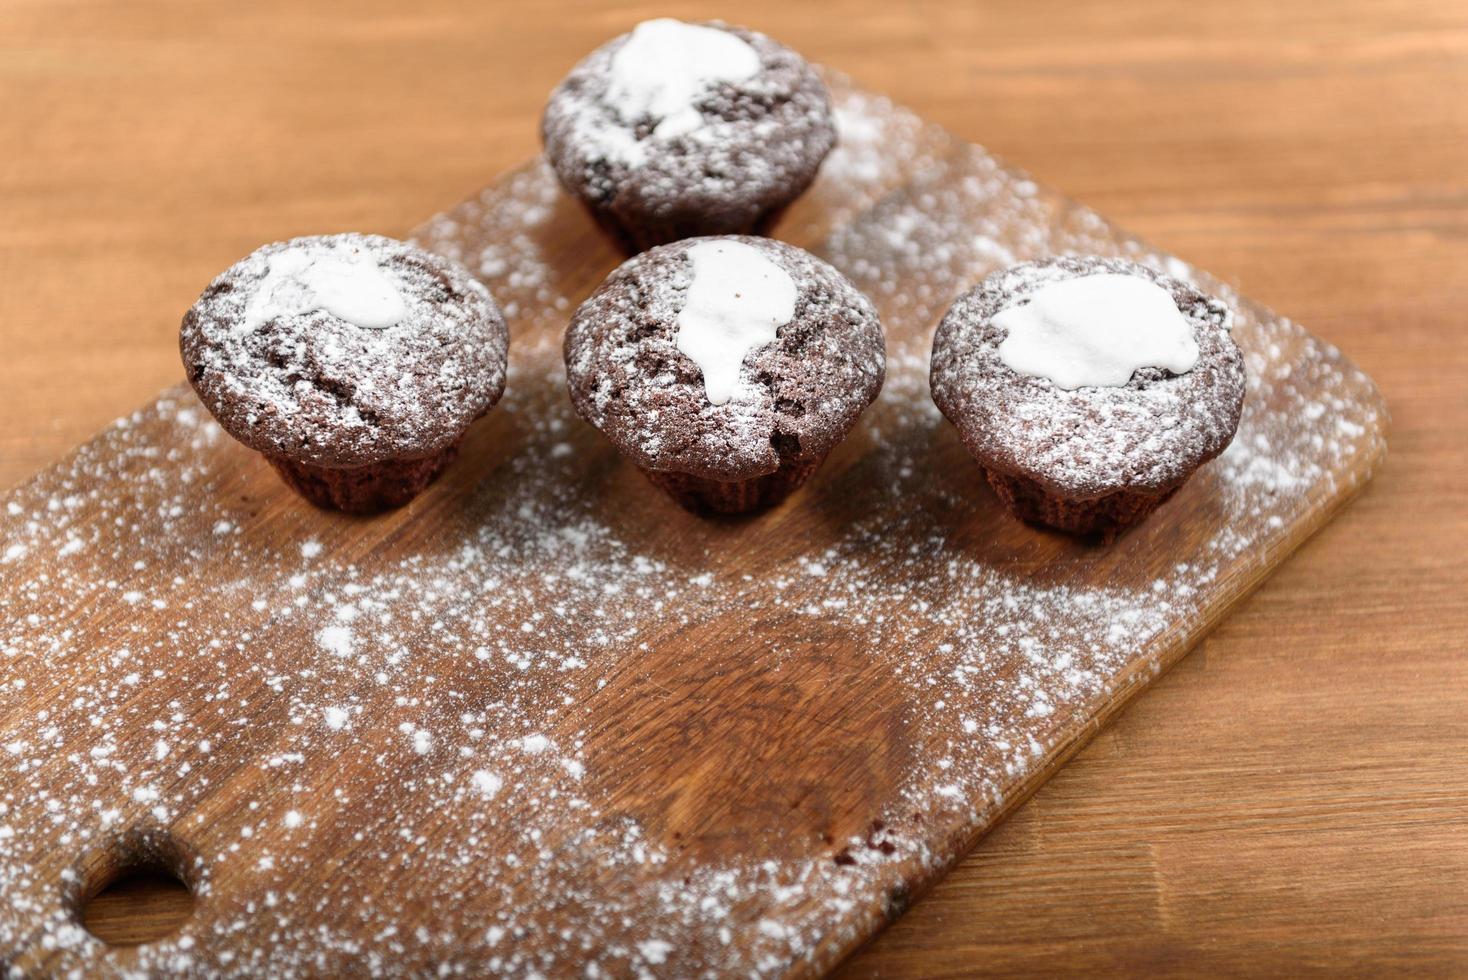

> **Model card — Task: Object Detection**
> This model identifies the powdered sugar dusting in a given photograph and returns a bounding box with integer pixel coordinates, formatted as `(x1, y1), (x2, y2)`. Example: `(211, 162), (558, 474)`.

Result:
(563, 236), (885, 481)
(0, 76), (1384, 976)
(542, 22), (835, 231)
(180, 233), (509, 468)
(928, 256), (1245, 498)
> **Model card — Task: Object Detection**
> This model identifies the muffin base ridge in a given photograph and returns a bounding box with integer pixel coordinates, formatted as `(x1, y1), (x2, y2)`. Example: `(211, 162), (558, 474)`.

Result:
(983, 467), (1183, 540)
(584, 200), (793, 255)
(265, 442), (461, 515)
(639, 456), (824, 515)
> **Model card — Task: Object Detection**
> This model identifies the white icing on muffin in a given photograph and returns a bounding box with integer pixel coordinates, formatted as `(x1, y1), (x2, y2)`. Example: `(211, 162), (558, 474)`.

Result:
(993, 273), (1199, 390)
(604, 19), (762, 162)
(242, 242), (407, 333)
(675, 239), (796, 405)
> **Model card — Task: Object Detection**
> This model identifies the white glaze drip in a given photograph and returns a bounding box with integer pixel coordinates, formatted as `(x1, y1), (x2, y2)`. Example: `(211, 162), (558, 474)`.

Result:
(675, 240), (796, 405)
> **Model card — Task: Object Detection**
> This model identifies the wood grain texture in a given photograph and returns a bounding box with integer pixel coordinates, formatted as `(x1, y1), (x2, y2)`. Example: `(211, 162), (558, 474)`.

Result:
(80, 875), (195, 949)
(0, 0), (1463, 976)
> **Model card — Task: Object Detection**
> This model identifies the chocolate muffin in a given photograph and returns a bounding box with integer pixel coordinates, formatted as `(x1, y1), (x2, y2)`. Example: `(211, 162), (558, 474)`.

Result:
(565, 235), (885, 514)
(541, 18), (836, 253)
(180, 233), (509, 514)
(930, 255), (1246, 538)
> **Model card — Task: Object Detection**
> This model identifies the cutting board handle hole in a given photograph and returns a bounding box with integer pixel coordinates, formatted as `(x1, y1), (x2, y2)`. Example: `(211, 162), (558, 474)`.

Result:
(68, 829), (197, 947)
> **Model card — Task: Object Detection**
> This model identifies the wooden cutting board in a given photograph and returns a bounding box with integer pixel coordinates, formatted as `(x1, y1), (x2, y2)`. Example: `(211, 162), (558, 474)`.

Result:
(0, 75), (1387, 977)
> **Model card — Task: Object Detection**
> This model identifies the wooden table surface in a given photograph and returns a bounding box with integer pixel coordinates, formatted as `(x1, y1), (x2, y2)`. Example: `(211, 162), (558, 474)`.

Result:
(2, 0), (1465, 975)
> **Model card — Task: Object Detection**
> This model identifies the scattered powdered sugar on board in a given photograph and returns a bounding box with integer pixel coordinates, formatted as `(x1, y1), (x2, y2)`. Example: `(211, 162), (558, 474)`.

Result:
(0, 75), (1385, 977)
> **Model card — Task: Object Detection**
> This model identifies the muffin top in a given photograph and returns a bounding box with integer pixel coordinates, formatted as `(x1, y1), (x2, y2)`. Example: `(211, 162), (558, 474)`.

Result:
(541, 19), (835, 226)
(930, 255), (1246, 499)
(180, 233), (508, 469)
(564, 236), (886, 482)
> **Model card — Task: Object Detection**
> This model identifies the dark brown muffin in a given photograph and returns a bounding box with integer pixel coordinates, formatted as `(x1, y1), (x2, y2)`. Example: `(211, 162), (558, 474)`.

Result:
(541, 18), (836, 253)
(180, 233), (509, 513)
(565, 235), (885, 514)
(929, 256), (1246, 538)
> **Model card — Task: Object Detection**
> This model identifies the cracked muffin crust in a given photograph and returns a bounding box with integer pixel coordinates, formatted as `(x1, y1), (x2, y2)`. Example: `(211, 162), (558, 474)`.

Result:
(930, 255), (1246, 537)
(564, 235), (885, 513)
(180, 233), (509, 512)
(541, 19), (836, 253)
